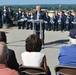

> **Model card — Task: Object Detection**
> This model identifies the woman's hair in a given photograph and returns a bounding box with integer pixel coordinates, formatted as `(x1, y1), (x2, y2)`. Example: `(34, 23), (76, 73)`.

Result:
(0, 31), (7, 43)
(25, 34), (42, 52)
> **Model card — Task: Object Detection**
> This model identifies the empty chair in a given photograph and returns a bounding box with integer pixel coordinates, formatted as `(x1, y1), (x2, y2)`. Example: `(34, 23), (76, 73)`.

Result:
(55, 65), (76, 75)
(19, 66), (46, 75)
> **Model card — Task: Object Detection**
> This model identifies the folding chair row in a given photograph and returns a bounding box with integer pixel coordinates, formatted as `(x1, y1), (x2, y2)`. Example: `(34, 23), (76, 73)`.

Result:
(19, 66), (47, 75)
(55, 65), (76, 75)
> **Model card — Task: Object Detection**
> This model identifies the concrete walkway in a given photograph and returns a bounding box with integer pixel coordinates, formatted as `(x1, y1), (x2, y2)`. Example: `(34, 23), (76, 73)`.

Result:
(1, 27), (70, 75)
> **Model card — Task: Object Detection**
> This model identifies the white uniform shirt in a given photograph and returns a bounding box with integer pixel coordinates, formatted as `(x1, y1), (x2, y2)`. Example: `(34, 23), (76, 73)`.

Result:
(37, 12), (40, 20)
(21, 51), (45, 67)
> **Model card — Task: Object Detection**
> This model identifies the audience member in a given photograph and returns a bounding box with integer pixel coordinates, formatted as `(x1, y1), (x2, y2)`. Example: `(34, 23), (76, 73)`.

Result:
(0, 31), (20, 72)
(0, 42), (19, 75)
(58, 29), (76, 66)
(21, 34), (51, 75)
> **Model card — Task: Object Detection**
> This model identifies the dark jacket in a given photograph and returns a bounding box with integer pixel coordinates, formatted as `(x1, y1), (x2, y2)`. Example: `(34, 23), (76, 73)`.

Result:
(33, 11), (46, 20)
(18, 11), (22, 20)
(7, 49), (19, 72)
(7, 9), (13, 18)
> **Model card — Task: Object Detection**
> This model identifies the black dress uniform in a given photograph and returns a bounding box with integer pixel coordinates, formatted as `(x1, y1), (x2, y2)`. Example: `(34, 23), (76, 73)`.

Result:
(45, 15), (51, 31)
(7, 6), (14, 26)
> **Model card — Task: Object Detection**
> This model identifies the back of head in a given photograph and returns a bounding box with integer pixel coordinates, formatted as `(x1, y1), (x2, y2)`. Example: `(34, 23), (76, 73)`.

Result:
(25, 34), (42, 52)
(0, 42), (8, 64)
(0, 31), (7, 43)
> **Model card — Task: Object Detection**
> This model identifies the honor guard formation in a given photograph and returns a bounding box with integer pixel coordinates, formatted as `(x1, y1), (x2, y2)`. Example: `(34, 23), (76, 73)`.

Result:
(0, 6), (76, 31)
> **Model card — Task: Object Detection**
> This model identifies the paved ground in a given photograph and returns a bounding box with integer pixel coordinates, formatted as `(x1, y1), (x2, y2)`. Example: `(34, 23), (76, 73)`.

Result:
(0, 27), (70, 75)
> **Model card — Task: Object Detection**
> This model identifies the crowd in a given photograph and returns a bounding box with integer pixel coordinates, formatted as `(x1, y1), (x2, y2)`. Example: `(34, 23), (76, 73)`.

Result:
(0, 28), (76, 75)
(0, 31), (51, 75)
(0, 5), (76, 31)
(0, 5), (76, 75)
(0, 6), (13, 28)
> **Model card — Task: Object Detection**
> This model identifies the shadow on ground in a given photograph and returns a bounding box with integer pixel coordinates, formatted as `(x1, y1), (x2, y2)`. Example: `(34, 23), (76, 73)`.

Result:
(42, 39), (69, 49)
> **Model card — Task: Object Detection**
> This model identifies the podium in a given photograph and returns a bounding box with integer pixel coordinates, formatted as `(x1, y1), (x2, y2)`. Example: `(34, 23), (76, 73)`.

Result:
(13, 19), (45, 44)
(28, 19), (45, 44)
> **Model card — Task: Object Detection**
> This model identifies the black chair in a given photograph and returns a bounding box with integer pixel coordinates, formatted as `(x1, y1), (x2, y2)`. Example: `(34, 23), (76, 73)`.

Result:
(19, 66), (47, 75)
(55, 65), (76, 75)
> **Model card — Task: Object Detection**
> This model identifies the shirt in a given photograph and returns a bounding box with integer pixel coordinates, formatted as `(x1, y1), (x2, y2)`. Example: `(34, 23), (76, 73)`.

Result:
(37, 12), (40, 20)
(58, 45), (76, 66)
(0, 64), (19, 75)
(21, 51), (44, 67)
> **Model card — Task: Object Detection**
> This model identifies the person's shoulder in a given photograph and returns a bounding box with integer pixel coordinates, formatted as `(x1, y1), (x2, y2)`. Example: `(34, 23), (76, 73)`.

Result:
(71, 14), (74, 17)
(34, 11), (37, 14)
(61, 45), (70, 48)
(40, 10), (44, 12)
(4, 67), (19, 75)
(0, 9), (2, 12)
(60, 45), (71, 51)
(30, 52), (45, 56)
(8, 49), (15, 54)
(21, 51), (28, 56)
(37, 52), (45, 57)
(10, 69), (19, 75)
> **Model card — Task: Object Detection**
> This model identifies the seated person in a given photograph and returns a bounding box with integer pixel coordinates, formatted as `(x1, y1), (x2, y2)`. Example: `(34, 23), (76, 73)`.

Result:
(58, 29), (76, 66)
(18, 11), (26, 29)
(21, 34), (51, 75)
(0, 31), (20, 72)
(0, 42), (19, 75)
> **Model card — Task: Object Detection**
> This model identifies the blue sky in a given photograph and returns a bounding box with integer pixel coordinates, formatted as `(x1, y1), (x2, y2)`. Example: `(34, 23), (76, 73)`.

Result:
(0, 0), (76, 5)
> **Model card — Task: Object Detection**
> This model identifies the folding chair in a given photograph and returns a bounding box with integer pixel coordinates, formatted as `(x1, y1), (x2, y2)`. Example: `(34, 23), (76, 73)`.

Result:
(19, 66), (47, 75)
(55, 65), (76, 75)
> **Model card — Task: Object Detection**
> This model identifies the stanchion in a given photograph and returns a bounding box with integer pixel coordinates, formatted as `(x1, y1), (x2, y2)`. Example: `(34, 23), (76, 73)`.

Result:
(14, 19), (46, 48)
(28, 19), (44, 42)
